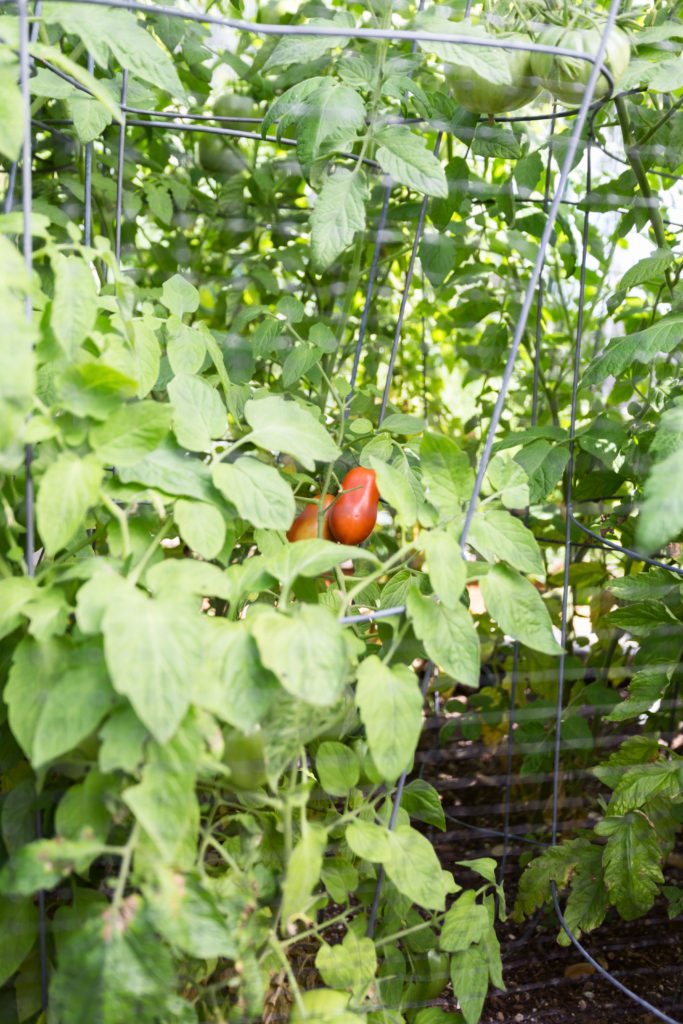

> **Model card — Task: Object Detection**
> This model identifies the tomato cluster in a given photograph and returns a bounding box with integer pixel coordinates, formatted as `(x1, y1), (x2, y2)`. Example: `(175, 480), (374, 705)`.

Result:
(287, 468), (379, 546)
(444, 24), (630, 115)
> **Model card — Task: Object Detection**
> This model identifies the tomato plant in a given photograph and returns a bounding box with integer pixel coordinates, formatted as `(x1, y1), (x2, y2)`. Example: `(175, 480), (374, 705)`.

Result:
(0, 0), (681, 1022)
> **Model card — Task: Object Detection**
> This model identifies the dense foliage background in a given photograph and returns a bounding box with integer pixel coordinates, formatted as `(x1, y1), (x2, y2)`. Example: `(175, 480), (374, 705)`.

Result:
(0, 0), (681, 1021)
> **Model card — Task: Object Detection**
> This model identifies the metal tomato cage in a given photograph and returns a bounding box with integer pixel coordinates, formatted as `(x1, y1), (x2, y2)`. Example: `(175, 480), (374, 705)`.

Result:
(5, 0), (682, 1018)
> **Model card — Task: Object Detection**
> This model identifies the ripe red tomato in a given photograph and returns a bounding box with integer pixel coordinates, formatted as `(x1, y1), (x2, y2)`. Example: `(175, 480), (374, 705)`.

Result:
(286, 494), (334, 542)
(328, 468), (379, 546)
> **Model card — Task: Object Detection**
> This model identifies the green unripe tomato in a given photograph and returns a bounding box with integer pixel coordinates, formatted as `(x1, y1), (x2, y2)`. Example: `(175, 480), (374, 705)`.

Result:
(530, 25), (631, 106)
(198, 135), (248, 176)
(288, 988), (357, 1023)
(446, 35), (540, 114)
(213, 92), (260, 134)
(401, 950), (451, 1018)
(222, 728), (268, 789)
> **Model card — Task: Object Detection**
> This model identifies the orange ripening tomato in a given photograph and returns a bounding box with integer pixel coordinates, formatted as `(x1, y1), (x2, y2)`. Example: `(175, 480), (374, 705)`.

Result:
(328, 467), (379, 546)
(286, 494), (334, 542)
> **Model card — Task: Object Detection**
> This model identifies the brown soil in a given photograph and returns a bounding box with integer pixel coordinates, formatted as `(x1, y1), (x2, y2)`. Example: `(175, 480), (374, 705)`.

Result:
(417, 715), (683, 1024)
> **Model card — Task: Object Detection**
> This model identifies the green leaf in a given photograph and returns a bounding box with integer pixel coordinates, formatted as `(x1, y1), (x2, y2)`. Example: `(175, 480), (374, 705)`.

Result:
(620, 56), (683, 93)
(561, 846), (608, 945)
(55, 769), (114, 844)
(67, 93), (112, 142)
(30, 42), (122, 124)
(375, 126), (448, 197)
(414, 16), (514, 85)
(212, 457), (295, 530)
(244, 395), (340, 469)
(595, 813), (664, 920)
(316, 932), (377, 996)
(582, 315), (683, 387)
(132, 317), (162, 398)
(168, 373), (226, 452)
(173, 498), (226, 560)
(449, 945), (490, 1024)
(513, 838), (591, 919)
(89, 401), (171, 467)
(51, 253), (98, 356)
(43, 2), (185, 98)
(380, 413), (426, 436)
(1, 779), (35, 857)
(606, 666), (671, 722)
(165, 317), (206, 376)
(457, 857), (498, 885)
(263, 14), (353, 70)
(513, 440), (570, 504)
(400, 779), (446, 831)
(311, 167), (368, 271)
(479, 565), (563, 655)
(345, 820), (391, 862)
(261, 77), (327, 139)
(367, 455), (418, 527)
(146, 870), (238, 960)
(102, 591), (205, 742)
(251, 606), (348, 706)
(467, 510), (544, 576)
(281, 347), (321, 388)
(419, 232), (459, 287)
(321, 858), (358, 903)
(0, 895), (38, 987)
(486, 453), (529, 508)
(440, 891), (490, 952)
(618, 248), (675, 290)
(145, 559), (232, 602)
(49, 896), (180, 1024)
(406, 588), (480, 689)
(316, 741), (360, 797)
(422, 529), (467, 606)
(266, 538), (377, 589)
(194, 620), (279, 732)
(420, 433), (474, 514)
(36, 452), (102, 556)
(355, 655), (423, 781)
(30, 652), (117, 769)
(385, 826), (448, 911)
(592, 736), (661, 790)
(604, 599), (678, 636)
(296, 80), (366, 167)
(636, 446), (683, 554)
(119, 440), (215, 501)
(610, 760), (681, 815)
(123, 747), (199, 868)
(0, 576), (37, 640)
(98, 707), (148, 774)
(56, 362), (137, 420)
(281, 823), (327, 927)
(160, 273), (199, 317)
(0, 65), (24, 161)
(0, 838), (106, 896)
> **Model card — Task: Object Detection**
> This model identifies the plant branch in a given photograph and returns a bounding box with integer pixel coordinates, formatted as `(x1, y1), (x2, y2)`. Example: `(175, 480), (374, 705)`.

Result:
(615, 96), (675, 300)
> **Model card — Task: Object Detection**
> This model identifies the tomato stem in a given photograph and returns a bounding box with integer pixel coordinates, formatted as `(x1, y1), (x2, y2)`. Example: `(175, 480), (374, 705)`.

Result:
(615, 96), (675, 301)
